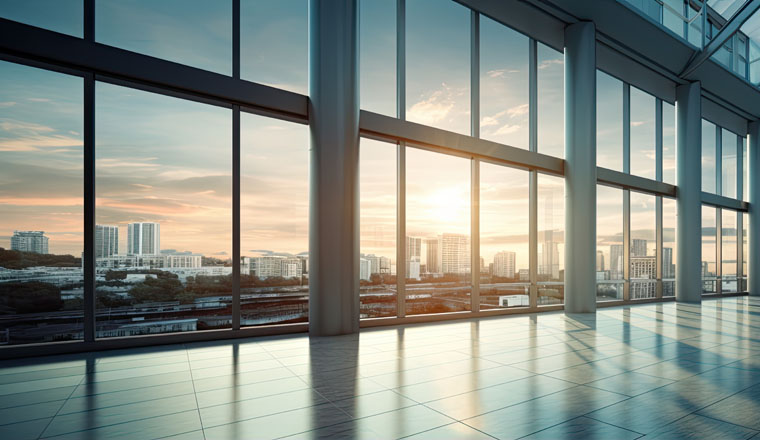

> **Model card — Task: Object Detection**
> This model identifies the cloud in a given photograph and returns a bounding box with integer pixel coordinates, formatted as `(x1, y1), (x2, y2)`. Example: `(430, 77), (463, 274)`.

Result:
(0, 102), (16, 108)
(507, 103), (529, 118)
(538, 59), (563, 70)
(630, 121), (648, 127)
(493, 124), (521, 136)
(486, 69), (520, 78)
(407, 89), (455, 126)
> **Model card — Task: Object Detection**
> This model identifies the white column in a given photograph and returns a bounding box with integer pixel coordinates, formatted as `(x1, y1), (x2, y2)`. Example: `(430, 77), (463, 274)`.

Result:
(308, 0), (360, 335)
(749, 121), (760, 296)
(676, 82), (702, 303)
(564, 21), (597, 313)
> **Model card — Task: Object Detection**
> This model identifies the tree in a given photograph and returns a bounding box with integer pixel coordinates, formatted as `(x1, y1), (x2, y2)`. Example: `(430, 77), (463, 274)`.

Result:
(105, 270), (128, 281)
(128, 276), (185, 303)
(0, 282), (63, 314)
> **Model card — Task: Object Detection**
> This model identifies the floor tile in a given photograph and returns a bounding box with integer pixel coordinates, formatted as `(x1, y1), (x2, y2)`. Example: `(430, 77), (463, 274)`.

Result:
(586, 371), (674, 397)
(41, 410), (203, 440)
(463, 386), (628, 439)
(201, 402), (350, 440)
(426, 375), (574, 420)
(41, 394), (198, 438)
(281, 404), (453, 439)
(518, 416), (642, 440)
(402, 422), (495, 439)
(644, 414), (758, 439)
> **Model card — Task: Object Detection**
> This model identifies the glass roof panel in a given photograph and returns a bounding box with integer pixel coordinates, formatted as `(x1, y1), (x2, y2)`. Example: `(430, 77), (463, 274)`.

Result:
(708, 0), (748, 19)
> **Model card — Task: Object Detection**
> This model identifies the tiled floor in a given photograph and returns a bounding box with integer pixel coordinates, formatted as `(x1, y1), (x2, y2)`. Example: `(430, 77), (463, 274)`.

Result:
(2, 297), (760, 439)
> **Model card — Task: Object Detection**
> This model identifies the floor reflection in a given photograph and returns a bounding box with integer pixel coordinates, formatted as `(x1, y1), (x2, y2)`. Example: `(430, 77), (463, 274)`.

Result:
(1, 297), (760, 439)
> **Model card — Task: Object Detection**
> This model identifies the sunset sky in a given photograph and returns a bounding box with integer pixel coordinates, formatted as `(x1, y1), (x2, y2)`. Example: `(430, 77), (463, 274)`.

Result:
(0, 0), (688, 270)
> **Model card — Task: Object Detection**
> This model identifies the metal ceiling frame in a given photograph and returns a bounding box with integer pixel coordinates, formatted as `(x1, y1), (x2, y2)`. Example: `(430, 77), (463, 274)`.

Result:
(680, 0), (760, 77)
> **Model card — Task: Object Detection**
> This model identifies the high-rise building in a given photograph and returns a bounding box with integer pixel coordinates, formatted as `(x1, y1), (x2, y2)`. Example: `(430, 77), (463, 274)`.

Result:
(127, 222), (160, 255)
(440, 233), (470, 274)
(424, 237), (441, 274)
(663, 247), (674, 278)
(493, 251), (516, 278)
(538, 230), (560, 279)
(10, 231), (49, 254)
(632, 238), (647, 257)
(95, 225), (119, 258)
(359, 258), (371, 281)
(596, 250), (605, 272)
(249, 256), (303, 279)
(610, 244), (624, 279)
(406, 236), (422, 275)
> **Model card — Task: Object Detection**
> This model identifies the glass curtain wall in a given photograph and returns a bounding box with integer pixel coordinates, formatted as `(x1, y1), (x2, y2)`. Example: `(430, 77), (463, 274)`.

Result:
(629, 87), (656, 180)
(537, 174), (564, 305)
(95, 82), (232, 337)
(630, 192), (657, 299)
(359, 139), (397, 318)
(537, 44), (564, 158)
(241, 113), (309, 326)
(662, 197), (677, 297)
(702, 206), (718, 294)
(405, 147), (471, 315)
(480, 16), (529, 148)
(406, 0), (470, 135)
(596, 185), (624, 301)
(722, 210), (738, 293)
(597, 71), (623, 171)
(480, 162), (530, 309)
(0, 61), (84, 345)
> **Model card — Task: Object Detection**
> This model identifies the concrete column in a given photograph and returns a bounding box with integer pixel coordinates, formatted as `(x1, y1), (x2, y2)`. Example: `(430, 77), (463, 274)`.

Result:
(749, 121), (760, 296)
(308, 0), (360, 335)
(676, 82), (702, 303)
(564, 21), (597, 314)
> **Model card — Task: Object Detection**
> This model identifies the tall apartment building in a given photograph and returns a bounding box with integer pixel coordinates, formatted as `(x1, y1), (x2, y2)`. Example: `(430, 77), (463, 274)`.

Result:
(95, 225), (119, 258)
(10, 231), (48, 254)
(440, 233), (470, 275)
(424, 237), (440, 274)
(127, 222), (160, 255)
(493, 251), (516, 278)
(406, 236), (421, 275)
(631, 238), (647, 257)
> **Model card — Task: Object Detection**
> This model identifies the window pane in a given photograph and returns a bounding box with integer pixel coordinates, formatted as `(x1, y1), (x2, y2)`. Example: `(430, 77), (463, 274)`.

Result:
(537, 43), (564, 158)
(480, 16), (529, 148)
(96, 0), (232, 75)
(743, 137), (748, 201)
(242, 0), (308, 94)
(360, 0), (395, 116)
(722, 210), (737, 293)
(95, 83), (232, 337)
(537, 173), (564, 304)
(406, 0), (469, 135)
(630, 87), (656, 180)
(0, 61), (83, 345)
(743, 212), (748, 291)
(406, 147), (470, 315)
(480, 162), (529, 309)
(722, 128), (737, 198)
(596, 185), (624, 301)
(688, 5), (702, 47)
(662, 197), (676, 297)
(663, 0), (685, 38)
(702, 205), (717, 293)
(0, 0), (82, 36)
(360, 139), (396, 318)
(702, 120), (716, 193)
(663, 101), (676, 184)
(596, 71), (623, 171)
(241, 113), (309, 326)
(630, 192), (656, 299)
